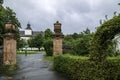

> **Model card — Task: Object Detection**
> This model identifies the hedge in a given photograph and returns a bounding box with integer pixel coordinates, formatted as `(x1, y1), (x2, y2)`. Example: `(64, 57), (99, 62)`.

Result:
(54, 54), (120, 80)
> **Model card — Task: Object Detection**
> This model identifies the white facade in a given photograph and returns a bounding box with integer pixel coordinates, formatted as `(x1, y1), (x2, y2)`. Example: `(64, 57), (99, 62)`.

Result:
(25, 30), (32, 35)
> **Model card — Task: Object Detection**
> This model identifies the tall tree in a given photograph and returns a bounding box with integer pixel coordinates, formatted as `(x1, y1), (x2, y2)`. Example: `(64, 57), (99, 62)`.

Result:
(43, 28), (53, 56)
(0, 2), (21, 45)
(44, 28), (52, 39)
(28, 33), (43, 51)
(33, 33), (43, 51)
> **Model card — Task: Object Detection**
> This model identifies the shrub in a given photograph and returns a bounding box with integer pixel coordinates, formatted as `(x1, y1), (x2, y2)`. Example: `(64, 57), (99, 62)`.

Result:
(43, 39), (53, 56)
(90, 14), (120, 62)
(72, 34), (92, 56)
(54, 54), (120, 80)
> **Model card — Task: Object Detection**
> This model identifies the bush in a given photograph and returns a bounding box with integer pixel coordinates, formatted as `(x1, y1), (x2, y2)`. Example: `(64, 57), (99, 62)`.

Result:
(72, 34), (92, 55)
(0, 65), (18, 75)
(54, 54), (120, 80)
(43, 39), (53, 56)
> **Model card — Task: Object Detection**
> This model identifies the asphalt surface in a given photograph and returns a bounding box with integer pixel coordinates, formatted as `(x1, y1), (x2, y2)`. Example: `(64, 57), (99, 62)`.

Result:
(11, 52), (68, 80)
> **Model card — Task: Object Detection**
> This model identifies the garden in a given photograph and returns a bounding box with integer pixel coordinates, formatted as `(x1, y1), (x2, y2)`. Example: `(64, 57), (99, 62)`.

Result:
(54, 13), (120, 80)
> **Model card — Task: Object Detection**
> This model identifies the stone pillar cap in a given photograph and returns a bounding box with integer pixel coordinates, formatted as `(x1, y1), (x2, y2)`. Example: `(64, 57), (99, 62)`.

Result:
(54, 21), (61, 25)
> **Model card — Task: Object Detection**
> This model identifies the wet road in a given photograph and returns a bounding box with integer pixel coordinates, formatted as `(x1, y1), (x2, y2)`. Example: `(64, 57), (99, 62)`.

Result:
(12, 52), (68, 80)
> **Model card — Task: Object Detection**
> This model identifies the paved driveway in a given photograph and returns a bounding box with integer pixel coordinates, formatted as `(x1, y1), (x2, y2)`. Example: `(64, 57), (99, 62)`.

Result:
(12, 52), (68, 80)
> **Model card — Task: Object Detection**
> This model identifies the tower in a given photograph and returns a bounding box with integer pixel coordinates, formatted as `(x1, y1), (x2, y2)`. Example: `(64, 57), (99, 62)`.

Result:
(25, 22), (32, 35)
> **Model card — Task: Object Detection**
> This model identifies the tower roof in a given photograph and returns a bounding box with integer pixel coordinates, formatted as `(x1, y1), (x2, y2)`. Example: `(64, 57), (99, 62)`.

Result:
(26, 23), (32, 30)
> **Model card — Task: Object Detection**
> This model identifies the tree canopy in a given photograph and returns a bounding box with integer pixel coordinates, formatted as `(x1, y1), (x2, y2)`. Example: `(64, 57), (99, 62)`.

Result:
(90, 14), (120, 62)
(28, 33), (43, 51)
(0, 1), (21, 45)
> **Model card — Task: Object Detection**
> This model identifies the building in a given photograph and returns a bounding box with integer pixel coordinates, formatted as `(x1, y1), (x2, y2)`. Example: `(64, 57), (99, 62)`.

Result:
(20, 23), (43, 41)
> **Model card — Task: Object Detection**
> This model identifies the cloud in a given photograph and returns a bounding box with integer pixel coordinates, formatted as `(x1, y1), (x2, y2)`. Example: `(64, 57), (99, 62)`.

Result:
(3, 0), (120, 34)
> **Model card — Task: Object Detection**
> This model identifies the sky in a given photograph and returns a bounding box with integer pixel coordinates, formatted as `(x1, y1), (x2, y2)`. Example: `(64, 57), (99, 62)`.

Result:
(3, 0), (120, 34)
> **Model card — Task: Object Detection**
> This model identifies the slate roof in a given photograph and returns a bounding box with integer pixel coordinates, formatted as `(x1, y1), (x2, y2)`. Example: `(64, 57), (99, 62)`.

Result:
(20, 23), (43, 37)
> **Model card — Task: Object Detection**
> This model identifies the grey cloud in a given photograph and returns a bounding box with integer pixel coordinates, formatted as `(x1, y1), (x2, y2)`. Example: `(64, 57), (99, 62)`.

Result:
(3, 0), (120, 34)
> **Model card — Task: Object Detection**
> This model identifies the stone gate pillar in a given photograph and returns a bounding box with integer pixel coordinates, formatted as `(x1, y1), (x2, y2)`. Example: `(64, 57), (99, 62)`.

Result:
(3, 22), (16, 65)
(53, 21), (64, 56)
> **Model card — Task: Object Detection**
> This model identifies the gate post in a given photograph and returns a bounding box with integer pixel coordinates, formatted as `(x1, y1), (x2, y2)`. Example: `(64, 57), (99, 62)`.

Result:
(53, 21), (64, 56)
(3, 22), (16, 65)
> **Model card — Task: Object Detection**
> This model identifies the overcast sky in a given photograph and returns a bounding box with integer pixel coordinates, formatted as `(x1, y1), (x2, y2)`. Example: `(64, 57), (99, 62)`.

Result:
(3, 0), (120, 34)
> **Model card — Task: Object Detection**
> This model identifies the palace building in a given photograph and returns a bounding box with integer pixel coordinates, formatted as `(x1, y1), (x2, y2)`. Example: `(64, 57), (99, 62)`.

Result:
(19, 23), (43, 40)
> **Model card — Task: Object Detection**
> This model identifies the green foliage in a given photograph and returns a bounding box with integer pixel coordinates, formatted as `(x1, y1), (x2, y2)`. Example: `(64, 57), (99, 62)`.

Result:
(0, 5), (21, 45)
(28, 33), (43, 51)
(44, 55), (54, 61)
(0, 65), (18, 75)
(43, 39), (53, 56)
(0, 0), (3, 5)
(27, 37), (34, 47)
(63, 28), (93, 55)
(44, 28), (52, 39)
(72, 34), (93, 55)
(54, 54), (120, 80)
(90, 14), (120, 62)
(43, 28), (53, 56)
(17, 38), (26, 49)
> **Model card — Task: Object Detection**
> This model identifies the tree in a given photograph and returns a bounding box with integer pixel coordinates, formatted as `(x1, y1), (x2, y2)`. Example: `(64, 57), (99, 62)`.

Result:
(33, 33), (43, 51)
(0, 0), (3, 4)
(17, 39), (26, 50)
(72, 34), (92, 55)
(28, 33), (43, 51)
(43, 39), (53, 56)
(27, 37), (34, 48)
(72, 33), (79, 39)
(44, 28), (52, 39)
(43, 28), (53, 56)
(0, 3), (21, 45)
(83, 28), (91, 35)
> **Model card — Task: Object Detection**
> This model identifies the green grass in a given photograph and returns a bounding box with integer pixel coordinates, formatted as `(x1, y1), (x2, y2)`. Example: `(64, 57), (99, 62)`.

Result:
(63, 54), (89, 60)
(17, 51), (38, 54)
(44, 55), (54, 61)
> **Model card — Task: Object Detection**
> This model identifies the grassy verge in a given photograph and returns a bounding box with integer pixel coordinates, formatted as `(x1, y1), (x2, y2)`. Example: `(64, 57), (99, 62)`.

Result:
(17, 51), (38, 54)
(44, 55), (54, 61)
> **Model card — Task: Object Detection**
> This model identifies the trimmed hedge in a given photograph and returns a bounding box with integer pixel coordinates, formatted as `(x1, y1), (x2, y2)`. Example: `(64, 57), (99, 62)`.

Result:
(54, 54), (120, 80)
